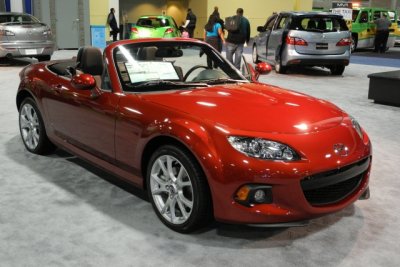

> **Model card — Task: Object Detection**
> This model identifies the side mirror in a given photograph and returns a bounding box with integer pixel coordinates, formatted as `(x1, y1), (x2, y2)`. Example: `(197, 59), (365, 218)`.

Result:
(255, 62), (272, 75)
(71, 73), (96, 90)
(257, 26), (265, 32)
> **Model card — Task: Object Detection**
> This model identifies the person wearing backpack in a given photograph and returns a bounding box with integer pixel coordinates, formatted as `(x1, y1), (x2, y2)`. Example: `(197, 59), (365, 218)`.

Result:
(183, 8), (197, 38)
(225, 8), (250, 69)
(203, 14), (225, 68)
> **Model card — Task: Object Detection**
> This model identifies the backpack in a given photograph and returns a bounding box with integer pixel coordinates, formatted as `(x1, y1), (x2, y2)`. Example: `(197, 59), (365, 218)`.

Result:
(225, 15), (241, 32)
(204, 22), (214, 32)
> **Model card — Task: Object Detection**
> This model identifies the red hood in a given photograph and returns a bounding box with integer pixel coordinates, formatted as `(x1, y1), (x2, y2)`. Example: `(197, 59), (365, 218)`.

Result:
(139, 83), (344, 134)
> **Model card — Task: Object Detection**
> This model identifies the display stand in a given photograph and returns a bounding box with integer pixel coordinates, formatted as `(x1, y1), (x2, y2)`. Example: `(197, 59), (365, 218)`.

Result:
(368, 70), (400, 106)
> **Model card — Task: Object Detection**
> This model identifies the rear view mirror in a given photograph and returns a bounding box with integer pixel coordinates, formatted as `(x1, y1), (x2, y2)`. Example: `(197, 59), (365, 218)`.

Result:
(257, 26), (266, 32)
(155, 47), (183, 57)
(255, 62), (272, 75)
(71, 74), (96, 90)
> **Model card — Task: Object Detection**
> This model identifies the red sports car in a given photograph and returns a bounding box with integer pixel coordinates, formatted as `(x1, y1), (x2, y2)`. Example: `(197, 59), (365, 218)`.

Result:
(16, 38), (371, 233)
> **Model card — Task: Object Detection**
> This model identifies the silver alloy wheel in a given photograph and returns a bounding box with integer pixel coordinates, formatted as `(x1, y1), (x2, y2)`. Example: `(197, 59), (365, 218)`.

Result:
(150, 155), (194, 225)
(20, 103), (40, 150)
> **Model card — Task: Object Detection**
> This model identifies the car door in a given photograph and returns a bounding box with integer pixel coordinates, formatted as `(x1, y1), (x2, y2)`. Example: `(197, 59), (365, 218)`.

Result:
(267, 15), (290, 62)
(255, 15), (277, 60)
(46, 69), (120, 163)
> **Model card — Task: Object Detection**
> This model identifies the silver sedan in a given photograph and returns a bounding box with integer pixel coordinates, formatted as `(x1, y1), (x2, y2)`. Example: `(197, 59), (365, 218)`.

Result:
(0, 12), (55, 61)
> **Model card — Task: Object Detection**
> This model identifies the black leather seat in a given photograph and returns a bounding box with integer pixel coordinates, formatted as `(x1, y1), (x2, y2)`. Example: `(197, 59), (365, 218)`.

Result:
(75, 46), (104, 88)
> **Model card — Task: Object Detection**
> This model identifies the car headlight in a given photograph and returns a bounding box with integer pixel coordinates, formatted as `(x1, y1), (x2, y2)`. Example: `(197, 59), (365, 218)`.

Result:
(227, 136), (299, 161)
(42, 29), (52, 36)
(350, 116), (363, 139)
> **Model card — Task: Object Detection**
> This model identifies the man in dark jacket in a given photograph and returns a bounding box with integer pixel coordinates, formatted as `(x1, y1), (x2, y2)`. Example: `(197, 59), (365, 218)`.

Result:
(107, 8), (119, 42)
(183, 8), (197, 38)
(374, 13), (392, 53)
(226, 8), (250, 69)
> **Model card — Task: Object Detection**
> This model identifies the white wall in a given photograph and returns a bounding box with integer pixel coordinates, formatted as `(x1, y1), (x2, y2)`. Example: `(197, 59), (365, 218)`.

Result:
(11, 0), (23, 12)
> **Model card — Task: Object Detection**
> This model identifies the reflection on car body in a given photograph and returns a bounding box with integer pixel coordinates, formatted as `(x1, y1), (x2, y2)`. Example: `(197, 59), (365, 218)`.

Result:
(16, 38), (371, 233)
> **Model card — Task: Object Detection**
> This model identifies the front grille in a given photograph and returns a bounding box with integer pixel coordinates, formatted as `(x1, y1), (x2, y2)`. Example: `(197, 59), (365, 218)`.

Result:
(301, 157), (370, 206)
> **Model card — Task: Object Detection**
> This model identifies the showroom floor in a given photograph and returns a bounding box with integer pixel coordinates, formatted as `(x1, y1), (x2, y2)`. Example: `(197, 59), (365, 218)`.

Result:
(1, 48), (400, 267)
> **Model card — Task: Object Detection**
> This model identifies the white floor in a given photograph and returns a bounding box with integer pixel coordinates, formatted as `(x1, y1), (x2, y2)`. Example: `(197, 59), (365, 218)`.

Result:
(0, 50), (400, 267)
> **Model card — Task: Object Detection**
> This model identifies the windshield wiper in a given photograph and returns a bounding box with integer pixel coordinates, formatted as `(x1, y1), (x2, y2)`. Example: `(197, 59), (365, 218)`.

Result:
(133, 80), (209, 90)
(205, 78), (247, 85)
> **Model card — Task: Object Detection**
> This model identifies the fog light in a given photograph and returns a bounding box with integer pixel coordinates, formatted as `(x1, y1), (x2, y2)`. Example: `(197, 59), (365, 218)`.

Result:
(253, 189), (266, 203)
(234, 184), (273, 206)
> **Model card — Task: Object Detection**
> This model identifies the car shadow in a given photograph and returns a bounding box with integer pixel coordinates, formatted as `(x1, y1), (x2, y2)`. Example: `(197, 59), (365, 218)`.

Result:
(5, 134), (362, 253)
(0, 57), (35, 67)
(284, 66), (332, 76)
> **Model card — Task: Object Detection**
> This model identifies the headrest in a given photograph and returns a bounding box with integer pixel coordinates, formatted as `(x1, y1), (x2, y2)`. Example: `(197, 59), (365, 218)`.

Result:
(138, 46), (158, 60)
(79, 47), (103, 76)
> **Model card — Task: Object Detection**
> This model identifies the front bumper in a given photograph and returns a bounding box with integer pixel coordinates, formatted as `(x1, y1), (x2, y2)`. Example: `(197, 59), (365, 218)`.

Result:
(0, 41), (55, 58)
(282, 47), (350, 67)
(203, 124), (371, 225)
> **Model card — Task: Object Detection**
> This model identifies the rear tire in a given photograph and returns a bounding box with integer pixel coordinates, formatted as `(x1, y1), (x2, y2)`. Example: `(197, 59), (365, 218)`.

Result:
(19, 98), (56, 155)
(146, 145), (212, 233)
(275, 55), (287, 74)
(351, 34), (358, 53)
(330, 65), (345, 75)
(37, 55), (51, 62)
(252, 45), (260, 63)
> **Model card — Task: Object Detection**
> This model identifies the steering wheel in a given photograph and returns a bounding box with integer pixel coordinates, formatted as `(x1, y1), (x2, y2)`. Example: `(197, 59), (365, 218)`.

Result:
(183, 65), (209, 81)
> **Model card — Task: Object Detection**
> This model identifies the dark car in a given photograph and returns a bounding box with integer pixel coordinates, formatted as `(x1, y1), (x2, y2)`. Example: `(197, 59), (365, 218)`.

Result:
(252, 12), (351, 75)
(16, 38), (371, 233)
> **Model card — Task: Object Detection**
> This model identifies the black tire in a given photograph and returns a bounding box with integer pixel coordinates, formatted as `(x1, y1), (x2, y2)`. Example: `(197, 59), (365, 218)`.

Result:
(36, 55), (51, 62)
(19, 98), (56, 155)
(275, 55), (287, 74)
(252, 45), (260, 63)
(146, 145), (212, 233)
(351, 34), (358, 53)
(330, 65), (345, 76)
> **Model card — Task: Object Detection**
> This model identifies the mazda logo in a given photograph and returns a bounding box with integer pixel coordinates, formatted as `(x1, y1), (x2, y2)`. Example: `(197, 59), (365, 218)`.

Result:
(333, 143), (349, 157)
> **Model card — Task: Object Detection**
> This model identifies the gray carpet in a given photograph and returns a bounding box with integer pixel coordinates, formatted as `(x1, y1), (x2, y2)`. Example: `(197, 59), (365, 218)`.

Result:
(0, 50), (399, 267)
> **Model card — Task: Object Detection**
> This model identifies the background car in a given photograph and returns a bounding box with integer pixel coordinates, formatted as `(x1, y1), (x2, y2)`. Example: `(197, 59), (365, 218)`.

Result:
(252, 12), (351, 75)
(130, 15), (181, 39)
(0, 12), (54, 61)
(16, 38), (371, 233)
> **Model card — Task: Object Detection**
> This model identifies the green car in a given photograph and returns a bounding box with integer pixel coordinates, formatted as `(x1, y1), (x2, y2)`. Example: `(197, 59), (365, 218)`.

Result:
(130, 15), (181, 39)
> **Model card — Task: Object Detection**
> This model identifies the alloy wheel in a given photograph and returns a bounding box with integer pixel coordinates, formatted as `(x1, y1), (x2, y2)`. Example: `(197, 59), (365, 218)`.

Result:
(20, 103), (40, 150)
(150, 155), (194, 225)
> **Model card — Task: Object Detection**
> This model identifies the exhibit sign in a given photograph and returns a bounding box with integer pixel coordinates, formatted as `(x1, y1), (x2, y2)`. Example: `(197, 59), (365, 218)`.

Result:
(90, 25), (106, 49)
(332, 2), (353, 20)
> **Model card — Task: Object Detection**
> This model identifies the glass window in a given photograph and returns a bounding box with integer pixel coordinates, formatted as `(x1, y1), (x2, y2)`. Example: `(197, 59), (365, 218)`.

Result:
(265, 15), (277, 30)
(352, 10), (360, 22)
(0, 14), (39, 23)
(137, 17), (170, 28)
(113, 42), (247, 92)
(291, 16), (348, 32)
(359, 11), (369, 23)
(275, 16), (289, 30)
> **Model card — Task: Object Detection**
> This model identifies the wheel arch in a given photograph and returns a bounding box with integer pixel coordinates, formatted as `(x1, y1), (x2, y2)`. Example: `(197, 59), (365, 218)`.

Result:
(16, 89), (35, 110)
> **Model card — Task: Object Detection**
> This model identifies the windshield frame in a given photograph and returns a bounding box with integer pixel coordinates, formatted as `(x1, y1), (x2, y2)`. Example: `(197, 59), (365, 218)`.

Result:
(112, 41), (247, 93)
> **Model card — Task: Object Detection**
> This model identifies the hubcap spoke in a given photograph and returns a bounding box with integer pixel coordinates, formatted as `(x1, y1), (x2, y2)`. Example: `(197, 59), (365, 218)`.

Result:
(176, 198), (189, 220)
(178, 192), (193, 209)
(152, 173), (167, 186)
(166, 156), (176, 182)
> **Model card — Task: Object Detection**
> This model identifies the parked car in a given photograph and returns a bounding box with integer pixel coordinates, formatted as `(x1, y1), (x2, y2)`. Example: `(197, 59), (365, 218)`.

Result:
(351, 8), (398, 51)
(0, 12), (54, 61)
(16, 38), (371, 233)
(130, 15), (181, 39)
(252, 12), (351, 75)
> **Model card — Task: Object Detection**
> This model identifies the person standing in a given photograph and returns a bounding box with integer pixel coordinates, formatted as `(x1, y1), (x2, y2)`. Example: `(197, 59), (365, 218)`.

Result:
(212, 6), (225, 52)
(203, 14), (225, 68)
(374, 13), (391, 53)
(183, 8), (197, 38)
(107, 8), (119, 42)
(225, 8), (250, 69)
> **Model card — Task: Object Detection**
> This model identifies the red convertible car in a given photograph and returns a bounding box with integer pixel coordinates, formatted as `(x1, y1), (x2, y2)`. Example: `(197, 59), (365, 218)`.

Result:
(16, 38), (371, 233)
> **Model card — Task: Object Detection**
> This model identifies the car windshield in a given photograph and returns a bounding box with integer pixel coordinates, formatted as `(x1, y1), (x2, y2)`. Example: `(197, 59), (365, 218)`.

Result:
(291, 16), (348, 32)
(352, 10), (360, 22)
(137, 17), (170, 28)
(0, 14), (40, 24)
(113, 42), (247, 92)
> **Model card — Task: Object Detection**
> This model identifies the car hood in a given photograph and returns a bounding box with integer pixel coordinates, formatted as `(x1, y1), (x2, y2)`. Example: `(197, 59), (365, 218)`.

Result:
(139, 83), (344, 134)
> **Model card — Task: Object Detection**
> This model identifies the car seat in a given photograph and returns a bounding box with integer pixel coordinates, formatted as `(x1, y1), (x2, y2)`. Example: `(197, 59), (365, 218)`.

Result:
(77, 46), (104, 88)
(307, 20), (316, 29)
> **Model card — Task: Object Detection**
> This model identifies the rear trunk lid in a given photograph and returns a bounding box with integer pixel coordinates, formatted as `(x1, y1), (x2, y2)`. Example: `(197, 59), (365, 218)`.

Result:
(1, 22), (49, 42)
(289, 15), (350, 55)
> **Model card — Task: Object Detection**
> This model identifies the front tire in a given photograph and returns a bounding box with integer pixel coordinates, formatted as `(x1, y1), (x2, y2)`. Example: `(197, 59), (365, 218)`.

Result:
(19, 98), (56, 154)
(146, 145), (212, 233)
